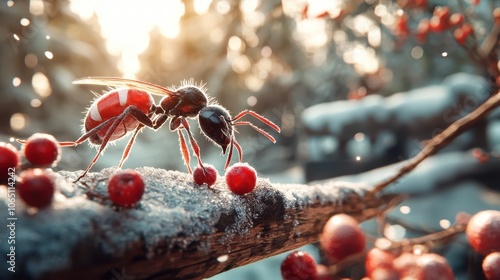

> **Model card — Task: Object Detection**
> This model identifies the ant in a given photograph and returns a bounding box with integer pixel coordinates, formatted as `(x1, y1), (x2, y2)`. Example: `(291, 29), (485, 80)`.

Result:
(31, 77), (280, 181)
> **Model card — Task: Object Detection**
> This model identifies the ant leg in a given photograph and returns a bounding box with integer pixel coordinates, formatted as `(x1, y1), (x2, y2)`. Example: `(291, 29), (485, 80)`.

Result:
(234, 140), (243, 162)
(178, 130), (192, 174)
(224, 137), (234, 169)
(76, 106), (155, 181)
(233, 121), (276, 143)
(56, 106), (155, 147)
(181, 119), (204, 169)
(118, 124), (144, 168)
(152, 114), (169, 130)
(75, 117), (123, 182)
(231, 110), (281, 132)
(16, 118), (118, 147)
(224, 139), (244, 168)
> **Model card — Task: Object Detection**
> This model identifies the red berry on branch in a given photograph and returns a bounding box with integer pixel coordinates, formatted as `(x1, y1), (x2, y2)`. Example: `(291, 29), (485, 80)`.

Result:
(466, 210), (500, 255)
(365, 248), (396, 278)
(454, 23), (473, 46)
(281, 251), (319, 280)
(434, 6), (450, 20)
(108, 169), (145, 208)
(395, 14), (410, 36)
(225, 162), (257, 195)
(461, 23), (474, 38)
(483, 252), (500, 280)
(394, 252), (423, 279)
(23, 133), (60, 167)
(17, 169), (55, 208)
(494, 8), (500, 25)
(430, 6), (450, 32)
(193, 164), (218, 187)
(320, 214), (365, 262)
(472, 148), (489, 163)
(416, 18), (430, 42)
(449, 13), (464, 26)
(0, 142), (20, 184)
(417, 253), (454, 280)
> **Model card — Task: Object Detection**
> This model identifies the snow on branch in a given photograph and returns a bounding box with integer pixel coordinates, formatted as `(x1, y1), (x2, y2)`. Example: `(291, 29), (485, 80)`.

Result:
(0, 167), (399, 280)
(302, 73), (490, 140)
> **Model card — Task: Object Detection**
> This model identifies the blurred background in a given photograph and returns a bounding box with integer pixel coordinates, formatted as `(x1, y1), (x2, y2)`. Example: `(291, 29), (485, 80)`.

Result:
(2, 0), (500, 279)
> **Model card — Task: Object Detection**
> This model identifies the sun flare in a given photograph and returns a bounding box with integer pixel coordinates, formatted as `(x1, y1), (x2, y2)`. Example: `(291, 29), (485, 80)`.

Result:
(69, 0), (196, 78)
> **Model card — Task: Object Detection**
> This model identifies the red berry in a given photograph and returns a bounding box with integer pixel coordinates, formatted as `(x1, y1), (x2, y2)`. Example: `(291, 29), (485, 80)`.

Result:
(466, 210), (500, 255)
(434, 6), (450, 21)
(454, 28), (467, 45)
(472, 148), (489, 163)
(108, 169), (145, 207)
(416, 18), (430, 42)
(494, 8), (500, 25)
(365, 248), (396, 277)
(370, 268), (399, 280)
(417, 253), (454, 280)
(453, 23), (473, 46)
(193, 164), (218, 187)
(394, 253), (423, 279)
(430, 6), (450, 32)
(320, 214), (365, 262)
(483, 252), (500, 280)
(281, 251), (319, 280)
(449, 13), (464, 26)
(225, 163), (257, 195)
(17, 169), (55, 208)
(395, 14), (409, 36)
(0, 142), (20, 184)
(23, 133), (60, 166)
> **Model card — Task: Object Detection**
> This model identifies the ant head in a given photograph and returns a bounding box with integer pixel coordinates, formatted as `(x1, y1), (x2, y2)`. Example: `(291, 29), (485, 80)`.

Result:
(198, 105), (233, 154)
(161, 85), (208, 118)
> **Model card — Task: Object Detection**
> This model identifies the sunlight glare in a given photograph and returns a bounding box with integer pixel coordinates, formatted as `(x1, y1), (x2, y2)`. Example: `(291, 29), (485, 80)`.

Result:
(69, 0), (184, 78)
(12, 77), (21, 87)
(241, 0), (259, 13)
(30, 0), (45, 15)
(343, 44), (379, 75)
(194, 0), (213, 15)
(10, 113), (28, 132)
(32, 72), (52, 97)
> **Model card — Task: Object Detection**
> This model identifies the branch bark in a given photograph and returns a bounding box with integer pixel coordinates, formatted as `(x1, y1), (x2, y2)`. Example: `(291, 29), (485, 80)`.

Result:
(0, 167), (400, 280)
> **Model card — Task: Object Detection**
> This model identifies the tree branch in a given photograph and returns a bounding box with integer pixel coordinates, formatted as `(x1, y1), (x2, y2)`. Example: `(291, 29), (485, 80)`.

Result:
(370, 91), (500, 195)
(0, 167), (401, 280)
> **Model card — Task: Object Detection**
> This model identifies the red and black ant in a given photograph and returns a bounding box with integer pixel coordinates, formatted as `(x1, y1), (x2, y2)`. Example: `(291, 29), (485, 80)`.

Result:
(28, 77), (280, 181)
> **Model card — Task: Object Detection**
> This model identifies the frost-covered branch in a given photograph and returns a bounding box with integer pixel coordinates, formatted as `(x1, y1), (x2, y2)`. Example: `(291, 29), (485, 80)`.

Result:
(0, 167), (399, 280)
(370, 90), (500, 195)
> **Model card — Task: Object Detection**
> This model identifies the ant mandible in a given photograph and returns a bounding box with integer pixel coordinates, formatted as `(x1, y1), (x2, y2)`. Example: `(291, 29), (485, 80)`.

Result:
(31, 77), (280, 181)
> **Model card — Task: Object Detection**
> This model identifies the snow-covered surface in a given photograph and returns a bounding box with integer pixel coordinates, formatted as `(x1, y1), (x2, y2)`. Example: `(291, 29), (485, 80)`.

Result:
(0, 166), (368, 279)
(330, 150), (500, 195)
(301, 73), (490, 136)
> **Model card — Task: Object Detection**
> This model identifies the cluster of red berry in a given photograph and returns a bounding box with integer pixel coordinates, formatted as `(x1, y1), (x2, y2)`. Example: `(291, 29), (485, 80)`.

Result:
(1, 134), (60, 208)
(393, 6), (473, 45)
(192, 162), (258, 195)
(281, 210), (500, 280)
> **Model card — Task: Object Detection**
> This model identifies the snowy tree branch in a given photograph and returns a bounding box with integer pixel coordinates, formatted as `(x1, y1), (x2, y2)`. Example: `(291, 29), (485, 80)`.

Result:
(0, 167), (400, 280)
(370, 91), (500, 195)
